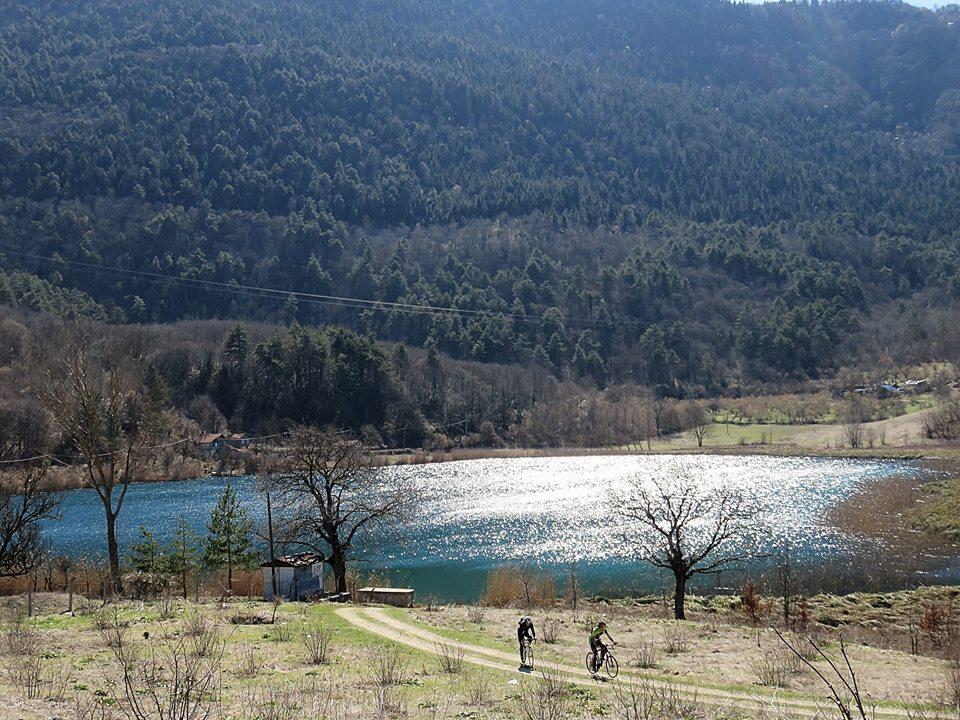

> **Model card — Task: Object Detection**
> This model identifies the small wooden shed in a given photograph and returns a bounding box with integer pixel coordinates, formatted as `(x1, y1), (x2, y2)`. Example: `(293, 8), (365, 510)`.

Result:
(261, 553), (325, 601)
(356, 587), (415, 607)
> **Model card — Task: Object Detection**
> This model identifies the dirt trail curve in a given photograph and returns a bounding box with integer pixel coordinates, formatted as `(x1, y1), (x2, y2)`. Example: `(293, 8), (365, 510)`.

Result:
(336, 606), (938, 720)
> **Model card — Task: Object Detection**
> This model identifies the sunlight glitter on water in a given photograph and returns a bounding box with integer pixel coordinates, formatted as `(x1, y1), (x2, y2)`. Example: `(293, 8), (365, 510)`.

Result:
(43, 454), (935, 598)
(385, 454), (917, 567)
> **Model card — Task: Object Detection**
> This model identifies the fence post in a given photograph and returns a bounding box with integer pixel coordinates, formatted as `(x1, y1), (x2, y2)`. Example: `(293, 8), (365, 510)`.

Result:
(68, 579), (74, 614)
(27, 588), (33, 618)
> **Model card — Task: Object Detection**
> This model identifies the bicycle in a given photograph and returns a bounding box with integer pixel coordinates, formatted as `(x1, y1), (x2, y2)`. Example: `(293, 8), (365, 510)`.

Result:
(585, 647), (619, 678)
(521, 637), (535, 668)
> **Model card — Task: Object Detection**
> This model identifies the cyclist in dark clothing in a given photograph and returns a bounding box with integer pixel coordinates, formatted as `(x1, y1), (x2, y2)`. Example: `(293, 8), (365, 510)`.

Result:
(517, 616), (536, 666)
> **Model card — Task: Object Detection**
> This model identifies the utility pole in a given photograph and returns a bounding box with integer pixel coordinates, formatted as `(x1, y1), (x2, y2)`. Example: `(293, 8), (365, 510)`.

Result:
(266, 489), (278, 599)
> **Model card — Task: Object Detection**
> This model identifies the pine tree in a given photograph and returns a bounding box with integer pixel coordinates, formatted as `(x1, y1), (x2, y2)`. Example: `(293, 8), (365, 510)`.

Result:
(203, 481), (258, 595)
(129, 526), (164, 574)
(167, 515), (200, 599)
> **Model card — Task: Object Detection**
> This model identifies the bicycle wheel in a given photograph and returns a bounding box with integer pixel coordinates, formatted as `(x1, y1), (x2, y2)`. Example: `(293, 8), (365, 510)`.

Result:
(605, 654), (619, 678)
(525, 643), (534, 668)
(585, 652), (598, 674)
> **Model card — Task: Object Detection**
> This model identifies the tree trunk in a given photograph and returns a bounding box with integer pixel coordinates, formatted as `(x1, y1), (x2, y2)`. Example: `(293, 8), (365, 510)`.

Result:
(226, 514), (233, 595)
(105, 506), (123, 596)
(329, 551), (347, 594)
(673, 571), (687, 620)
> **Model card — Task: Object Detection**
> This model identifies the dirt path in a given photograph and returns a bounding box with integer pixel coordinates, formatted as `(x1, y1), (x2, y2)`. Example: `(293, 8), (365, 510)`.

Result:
(336, 606), (933, 719)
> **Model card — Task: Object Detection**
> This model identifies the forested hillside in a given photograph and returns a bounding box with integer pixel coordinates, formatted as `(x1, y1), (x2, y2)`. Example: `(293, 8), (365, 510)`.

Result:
(1, 0), (960, 393)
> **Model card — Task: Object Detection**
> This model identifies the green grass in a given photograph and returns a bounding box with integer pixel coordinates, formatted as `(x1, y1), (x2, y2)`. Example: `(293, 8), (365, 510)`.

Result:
(381, 606), (518, 653)
(910, 478), (960, 537)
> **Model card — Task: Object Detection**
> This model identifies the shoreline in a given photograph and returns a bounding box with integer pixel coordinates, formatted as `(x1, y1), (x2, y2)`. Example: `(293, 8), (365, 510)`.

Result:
(38, 438), (960, 492)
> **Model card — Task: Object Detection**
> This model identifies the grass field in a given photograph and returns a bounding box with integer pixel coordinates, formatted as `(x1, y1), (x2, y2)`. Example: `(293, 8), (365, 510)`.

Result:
(2, 588), (959, 720)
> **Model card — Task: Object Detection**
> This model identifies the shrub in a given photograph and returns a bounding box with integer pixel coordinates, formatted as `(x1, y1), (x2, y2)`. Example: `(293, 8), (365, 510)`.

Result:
(520, 667), (571, 720)
(750, 651), (788, 687)
(189, 618), (224, 658)
(239, 680), (346, 720)
(182, 612), (212, 637)
(612, 679), (703, 720)
(1, 620), (44, 699)
(540, 616), (559, 644)
(436, 641), (465, 674)
(236, 642), (260, 679)
(740, 580), (771, 624)
(663, 623), (689, 654)
(482, 567), (556, 608)
(270, 620), (295, 643)
(301, 622), (333, 665)
(464, 672), (492, 707)
(631, 637), (658, 669)
(98, 615), (224, 720)
(466, 606), (486, 624)
(367, 647), (407, 688)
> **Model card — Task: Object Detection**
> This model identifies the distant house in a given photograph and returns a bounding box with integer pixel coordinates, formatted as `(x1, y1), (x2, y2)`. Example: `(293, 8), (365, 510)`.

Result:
(877, 383), (902, 398)
(261, 553), (326, 601)
(904, 379), (929, 394)
(196, 432), (227, 456)
(226, 433), (251, 449)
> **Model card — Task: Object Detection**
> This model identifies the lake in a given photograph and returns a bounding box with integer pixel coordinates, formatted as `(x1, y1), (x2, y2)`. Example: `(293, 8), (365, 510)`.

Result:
(42, 454), (951, 601)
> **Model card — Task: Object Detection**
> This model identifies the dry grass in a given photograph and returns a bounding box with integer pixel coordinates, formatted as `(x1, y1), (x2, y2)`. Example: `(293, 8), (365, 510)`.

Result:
(235, 641), (261, 679)
(611, 679), (706, 720)
(519, 666), (572, 720)
(482, 567), (556, 608)
(463, 671), (492, 707)
(98, 614), (225, 720)
(1, 592), (956, 720)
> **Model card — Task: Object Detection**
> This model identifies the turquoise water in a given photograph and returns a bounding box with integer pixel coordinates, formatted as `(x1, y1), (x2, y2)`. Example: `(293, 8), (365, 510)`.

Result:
(42, 454), (942, 600)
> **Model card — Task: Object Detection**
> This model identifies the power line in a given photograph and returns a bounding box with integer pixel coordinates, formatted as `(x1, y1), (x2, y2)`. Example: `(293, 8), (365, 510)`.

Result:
(0, 246), (642, 330)
(0, 431), (289, 467)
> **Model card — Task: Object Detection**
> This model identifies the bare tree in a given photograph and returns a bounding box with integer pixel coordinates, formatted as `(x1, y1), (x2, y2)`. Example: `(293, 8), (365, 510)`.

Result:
(35, 324), (156, 595)
(684, 401), (710, 448)
(651, 398), (672, 440)
(269, 426), (418, 594)
(842, 394), (866, 449)
(618, 469), (757, 620)
(775, 630), (868, 720)
(0, 399), (49, 462)
(0, 467), (61, 577)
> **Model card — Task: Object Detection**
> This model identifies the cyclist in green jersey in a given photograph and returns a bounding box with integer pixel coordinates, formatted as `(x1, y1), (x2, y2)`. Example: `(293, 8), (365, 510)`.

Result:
(588, 620), (617, 669)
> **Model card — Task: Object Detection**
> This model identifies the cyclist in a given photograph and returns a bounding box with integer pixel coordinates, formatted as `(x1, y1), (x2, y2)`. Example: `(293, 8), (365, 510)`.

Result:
(517, 616), (536, 666)
(588, 620), (617, 671)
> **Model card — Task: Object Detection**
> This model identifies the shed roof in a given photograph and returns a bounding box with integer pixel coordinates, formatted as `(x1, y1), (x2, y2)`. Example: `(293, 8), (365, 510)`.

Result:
(260, 552), (324, 568)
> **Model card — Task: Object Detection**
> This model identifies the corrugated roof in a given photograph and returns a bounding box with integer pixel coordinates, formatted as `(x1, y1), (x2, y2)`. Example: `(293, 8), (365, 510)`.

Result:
(260, 552), (324, 568)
